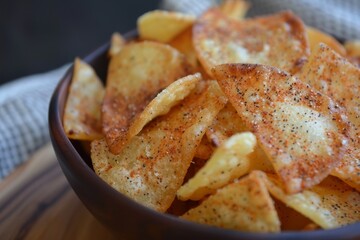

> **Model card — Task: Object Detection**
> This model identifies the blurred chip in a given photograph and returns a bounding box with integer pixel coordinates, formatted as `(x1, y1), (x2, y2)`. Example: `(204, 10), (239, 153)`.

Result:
(138, 10), (196, 43)
(194, 136), (214, 160)
(220, 0), (250, 20)
(193, 8), (309, 77)
(297, 43), (360, 191)
(102, 41), (191, 154)
(92, 80), (227, 212)
(177, 132), (256, 201)
(213, 63), (349, 193)
(306, 26), (346, 56)
(63, 58), (104, 140)
(182, 170), (280, 232)
(264, 173), (360, 229)
(108, 32), (126, 57)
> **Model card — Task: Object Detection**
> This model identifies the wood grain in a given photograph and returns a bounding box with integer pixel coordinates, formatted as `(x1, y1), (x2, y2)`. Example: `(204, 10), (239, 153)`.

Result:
(0, 143), (117, 240)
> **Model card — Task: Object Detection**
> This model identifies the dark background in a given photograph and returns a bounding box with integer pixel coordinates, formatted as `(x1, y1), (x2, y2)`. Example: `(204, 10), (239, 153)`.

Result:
(0, 0), (160, 86)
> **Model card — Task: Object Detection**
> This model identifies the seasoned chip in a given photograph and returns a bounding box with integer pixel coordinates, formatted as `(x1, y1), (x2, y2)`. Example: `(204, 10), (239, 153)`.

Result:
(306, 26), (346, 56)
(102, 41), (191, 154)
(122, 73), (201, 148)
(193, 8), (309, 77)
(138, 10), (196, 43)
(108, 32), (126, 57)
(264, 173), (360, 229)
(206, 102), (274, 173)
(206, 103), (248, 146)
(297, 43), (360, 191)
(194, 136), (214, 160)
(92, 81), (227, 212)
(177, 132), (256, 201)
(63, 58), (104, 140)
(213, 63), (349, 193)
(182, 171), (280, 232)
(220, 0), (250, 20)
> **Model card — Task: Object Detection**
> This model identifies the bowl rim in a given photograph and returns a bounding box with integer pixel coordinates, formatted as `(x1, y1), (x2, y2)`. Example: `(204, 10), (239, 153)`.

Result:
(48, 30), (360, 240)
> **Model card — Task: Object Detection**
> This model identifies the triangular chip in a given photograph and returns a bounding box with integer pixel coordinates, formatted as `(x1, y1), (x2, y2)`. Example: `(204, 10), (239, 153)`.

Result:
(92, 81), (227, 212)
(181, 171), (280, 232)
(298, 43), (360, 191)
(306, 26), (346, 56)
(108, 32), (126, 57)
(102, 41), (191, 154)
(138, 10), (196, 43)
(213, 63), (349, 193)
(264, 173), (360, 229)
(177, 132), (256, 201)
(63, 58), (104, 140)
(193, 8), (309, 77)
(220, 0), (250, 20)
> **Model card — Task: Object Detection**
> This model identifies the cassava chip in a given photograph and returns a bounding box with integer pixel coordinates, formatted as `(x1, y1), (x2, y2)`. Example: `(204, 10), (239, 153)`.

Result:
(194, 136), (214, 160)
(213, 63), (349, 193)
(220, 0), (250, 20)
(306, 26), (346, 56)
(298, 43), (360, 191)
(102, 41), (191, 154)
(92, 81), (227, 212)
(264, 173), (360, 229)
(177, 132), (256, 201)
(138, 10), (196, 43)
(122, 73), (202, 148)
(206, 102), (274, 172)
(63, 58), (104, 140)
(108, 32), (126, 57)
(181, 171), (280, 232)
(193, 8), (309, 77)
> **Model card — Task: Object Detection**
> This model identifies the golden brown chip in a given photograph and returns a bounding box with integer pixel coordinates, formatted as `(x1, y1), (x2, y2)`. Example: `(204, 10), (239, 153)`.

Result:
(220, 0), (250, 20)
(206, 102), (274, 173)
(102, 41), (192, 154)
(193, 8), (309, 77)
(92, 80), (227, 212)
(108, 32), (126, 57)
(122, 73), (202, 149)
(264, 173), (360, 229)
(177, 132), (256, 201)
(194, 136), (214, 160)
(138, 10), (196, 43)
(344, 40), (360, 57)
(297, 43), (360, 191)
(206, 103), (248, 146)
(306, 26), (346, 56)
(63, 58), (104, 140)
(182, 171), (280, 232)
(213, 63), (349, 193)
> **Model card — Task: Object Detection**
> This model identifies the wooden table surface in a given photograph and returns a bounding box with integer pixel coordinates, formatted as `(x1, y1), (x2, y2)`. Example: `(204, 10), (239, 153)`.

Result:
(0, 143), (117, 240)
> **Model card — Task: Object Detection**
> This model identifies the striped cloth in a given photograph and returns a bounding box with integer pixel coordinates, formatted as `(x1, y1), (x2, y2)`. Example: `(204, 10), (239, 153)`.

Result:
(1, 0), (359, 179)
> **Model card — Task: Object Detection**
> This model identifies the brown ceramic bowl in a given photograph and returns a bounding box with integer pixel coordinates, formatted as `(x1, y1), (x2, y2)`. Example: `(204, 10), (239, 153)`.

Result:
(49, 31), (360, 240)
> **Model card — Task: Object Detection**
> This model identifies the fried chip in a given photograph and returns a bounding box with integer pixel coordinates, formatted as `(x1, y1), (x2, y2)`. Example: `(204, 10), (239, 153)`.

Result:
(123, 73), (201, 148)
(102, 41), (191, 154)
(213, 63), (349, 193)
(264, 173), (360, 229)
(92, 80), (227, 212)
(306, 26), (346, 56)
(344, 40), (360, 57)
(206, 102), (274, 173)
(181, 171), (280, 232)
(177, 132), (256, 201)
(108, 32), (126, 57)
(194, 136), (214, 160)
(138, 10), (196, 43)
(206, 103), (248, 146)
(220, 0), (250, 20)
(193, 8), (309, 77)
(297, 43), (360, 191)
(63, 58), (104, 140)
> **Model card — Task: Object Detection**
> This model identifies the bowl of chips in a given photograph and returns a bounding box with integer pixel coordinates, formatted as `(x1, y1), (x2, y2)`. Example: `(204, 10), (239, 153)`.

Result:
(49, 1), (360, 239)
